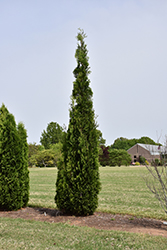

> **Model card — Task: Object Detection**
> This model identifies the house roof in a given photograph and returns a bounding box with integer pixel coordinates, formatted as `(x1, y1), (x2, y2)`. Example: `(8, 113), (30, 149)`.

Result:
(128, 143), (167, 156)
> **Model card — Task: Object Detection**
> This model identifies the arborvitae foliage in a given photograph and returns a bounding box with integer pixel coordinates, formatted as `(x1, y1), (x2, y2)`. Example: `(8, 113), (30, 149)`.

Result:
(0, 104), (21, 210)
(0, 104), (29, 210)
(17, 122), (29, 207)
(55, 30), (101, 215)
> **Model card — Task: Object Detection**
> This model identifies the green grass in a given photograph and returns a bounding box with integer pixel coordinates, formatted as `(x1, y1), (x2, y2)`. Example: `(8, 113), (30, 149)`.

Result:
(29, 166), (167, 220)
(29, 167), (56, 208)
(1, 166), (167, 250)
(98, 166), (167, 220)
(1, 217), (167, 250)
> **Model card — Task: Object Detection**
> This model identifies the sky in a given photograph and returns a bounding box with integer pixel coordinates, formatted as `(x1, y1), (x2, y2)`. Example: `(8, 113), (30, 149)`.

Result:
(1, 0), (167, 146)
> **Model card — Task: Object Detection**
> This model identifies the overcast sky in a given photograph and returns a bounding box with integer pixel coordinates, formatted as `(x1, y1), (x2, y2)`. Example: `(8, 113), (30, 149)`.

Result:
(1, 0), (167, 146)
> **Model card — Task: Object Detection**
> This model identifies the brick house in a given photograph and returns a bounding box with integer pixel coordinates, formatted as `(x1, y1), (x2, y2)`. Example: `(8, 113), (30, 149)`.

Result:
(127, 143), (166, 163)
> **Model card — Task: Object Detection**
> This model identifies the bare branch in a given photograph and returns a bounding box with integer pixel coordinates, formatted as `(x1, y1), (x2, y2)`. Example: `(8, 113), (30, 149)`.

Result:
(144, 160), (167, 214)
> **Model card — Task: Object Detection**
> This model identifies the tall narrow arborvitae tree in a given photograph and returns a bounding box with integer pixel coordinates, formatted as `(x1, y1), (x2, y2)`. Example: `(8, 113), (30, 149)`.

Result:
(17, 122), (29, 207)
(0, 104), (29, 210)
(55, 30), (101, 215)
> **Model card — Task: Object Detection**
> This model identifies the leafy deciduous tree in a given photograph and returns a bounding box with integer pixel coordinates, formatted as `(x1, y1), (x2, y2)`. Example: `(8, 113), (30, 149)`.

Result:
(111, 136), (159, 151)
(30, 142), (62, 168)
(99, 146), (110, 166)
(28, 143), (44, 167)
(28, 143), (42, 158)
(40, 122), (64, 149)
(99, 146), (131, 167)
(109, 149), (131, 167)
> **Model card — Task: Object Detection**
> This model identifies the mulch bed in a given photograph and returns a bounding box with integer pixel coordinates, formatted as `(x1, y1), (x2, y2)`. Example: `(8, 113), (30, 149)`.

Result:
(1, 207), (167, 238)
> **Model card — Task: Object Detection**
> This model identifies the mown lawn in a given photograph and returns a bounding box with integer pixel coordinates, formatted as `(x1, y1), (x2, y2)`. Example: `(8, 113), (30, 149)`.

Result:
(1, 166), (167, 250)
(98, 166), (167, 220)
(29, 166), (167, 220)
(1, 217), (167, 250)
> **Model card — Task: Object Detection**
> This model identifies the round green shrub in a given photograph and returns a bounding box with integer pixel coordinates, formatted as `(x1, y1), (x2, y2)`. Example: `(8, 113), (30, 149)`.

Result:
(135, 161), (140, 166)
(145, 160), (149, 165)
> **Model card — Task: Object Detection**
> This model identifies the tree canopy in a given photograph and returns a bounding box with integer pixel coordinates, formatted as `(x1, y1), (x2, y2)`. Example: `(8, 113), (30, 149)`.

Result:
(96, 129), (106, 146)
(40, 122), (64, 149)
(110, 136), (159, 151)
(28, 142), (62, 168)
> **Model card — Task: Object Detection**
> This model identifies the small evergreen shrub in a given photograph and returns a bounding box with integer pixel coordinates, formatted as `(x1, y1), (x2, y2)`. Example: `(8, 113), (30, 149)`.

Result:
(139, 156), (146, 165)
(151, 158), (160, 166)
(135, 161), (140, 166)
(155, 158), (160, 166)
(145, 160), (149, 165)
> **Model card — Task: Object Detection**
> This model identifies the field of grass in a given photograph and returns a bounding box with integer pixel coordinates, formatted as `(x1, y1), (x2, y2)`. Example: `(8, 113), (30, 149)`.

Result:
(29, 167), (56, 209)
(98, 166), (167, 220)
(29, 166), (167, 220)
(1, 166), (167, 249)
(1, 217), (167, 250)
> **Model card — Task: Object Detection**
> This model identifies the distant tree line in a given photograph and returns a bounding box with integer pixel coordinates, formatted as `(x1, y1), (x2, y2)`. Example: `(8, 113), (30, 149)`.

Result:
(28, 122), (64, 168)
(99, 146), (131, 167)
(29, 123), (159, 168)
(98, 136), (158, 167)
(110, 136), (159, 151)
(28, 122), (106, 168)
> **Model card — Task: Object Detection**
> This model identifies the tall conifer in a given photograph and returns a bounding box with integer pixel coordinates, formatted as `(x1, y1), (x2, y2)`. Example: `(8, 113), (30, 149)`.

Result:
(0, 104), (29, 210)
(17, 122), (29, 207)
(55, 30), (101, 215)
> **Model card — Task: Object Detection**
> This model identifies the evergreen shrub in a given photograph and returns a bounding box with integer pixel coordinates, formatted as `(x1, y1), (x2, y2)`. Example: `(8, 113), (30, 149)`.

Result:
(145, 160), (149, 165)
(135, 162), (140, 166)
(0, 104), (29, 210)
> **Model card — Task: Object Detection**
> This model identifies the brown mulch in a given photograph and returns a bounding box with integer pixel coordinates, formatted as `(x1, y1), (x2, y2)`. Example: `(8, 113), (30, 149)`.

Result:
(1, 207), (167, 238)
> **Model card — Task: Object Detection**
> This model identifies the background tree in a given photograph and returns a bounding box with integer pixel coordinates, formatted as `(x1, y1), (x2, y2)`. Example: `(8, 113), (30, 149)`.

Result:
(28, 143), (44, 167)
(99, 146), (131, 167)
(30, 142), (62, 168)
(139, 155), (147, 165)
(96, 129), (106, 146)
(109, 149), (131, 167)
(99, 146), (110, 166)
(0, 104), (29, 210)
(34, 150), (56, 167)
(55, 29), (101, 215)
(28, 143), (43, 158)
(110, 137), (133, 151)
(110, 136), (159, 151)
(40, 122), (64, 149)
(138, 136), (159, 145)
